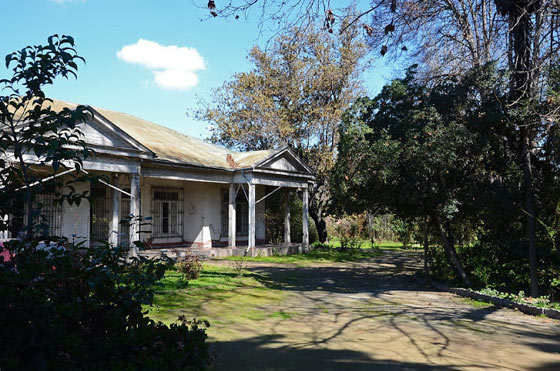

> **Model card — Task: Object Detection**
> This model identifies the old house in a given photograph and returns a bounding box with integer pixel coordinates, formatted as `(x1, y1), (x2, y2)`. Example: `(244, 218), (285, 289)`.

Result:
(1, 100), (315, 255)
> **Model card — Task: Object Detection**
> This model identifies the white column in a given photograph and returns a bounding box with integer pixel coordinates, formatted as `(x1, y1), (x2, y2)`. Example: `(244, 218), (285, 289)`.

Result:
(302, 186), (309, 247)
(228, 183), (236, 248)
(284, 189), (291, 244)
(129, 173), (140, 257)
(1, 215), (8, 241)
(248, 183), (256, 249)
(110, 174), (120, 247)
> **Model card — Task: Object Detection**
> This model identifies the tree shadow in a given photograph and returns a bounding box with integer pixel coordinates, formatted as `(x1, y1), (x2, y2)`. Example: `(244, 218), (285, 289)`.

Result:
(209, 334), (460, 370)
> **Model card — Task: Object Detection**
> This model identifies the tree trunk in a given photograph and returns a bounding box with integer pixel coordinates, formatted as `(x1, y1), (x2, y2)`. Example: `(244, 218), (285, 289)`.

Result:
(309, 207), (328, 243)
(522, 127), (539, 297)
(434, 216), (471, 286)
(309, 181), (329, 243)
(423, 215), (430, 283)
(507, 2), (539, 297)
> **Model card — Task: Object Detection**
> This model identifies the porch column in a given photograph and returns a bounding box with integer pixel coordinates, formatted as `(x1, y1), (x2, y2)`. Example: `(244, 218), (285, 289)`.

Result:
(129, 173), (140, 257)
(110, 174), (120, 247)
(248, 183), (256, 249)
(284, 189), (291, 244)
(228, 183), (236, 248)
(302, 185), (309, 248)
(1, 214), (8, 241)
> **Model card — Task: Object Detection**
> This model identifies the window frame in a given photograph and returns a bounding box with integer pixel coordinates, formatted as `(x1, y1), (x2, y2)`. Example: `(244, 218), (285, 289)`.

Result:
(151, 187), (183, 239)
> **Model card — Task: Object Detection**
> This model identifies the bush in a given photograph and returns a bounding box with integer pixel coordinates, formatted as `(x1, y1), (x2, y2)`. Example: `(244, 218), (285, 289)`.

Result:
(0, 239), (210, 370)
(333, 216), (362, 249)
(176, 252), (203, 284)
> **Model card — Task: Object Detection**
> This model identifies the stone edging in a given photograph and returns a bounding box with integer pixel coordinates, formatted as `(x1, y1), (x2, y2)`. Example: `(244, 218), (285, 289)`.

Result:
(432, 281), (560, 320)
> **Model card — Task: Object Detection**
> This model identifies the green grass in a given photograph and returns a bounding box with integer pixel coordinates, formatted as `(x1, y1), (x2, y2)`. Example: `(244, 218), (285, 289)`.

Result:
(147, 264), (285, 331)
(218, 247), (382, 264)
(458, 297), (493, 308)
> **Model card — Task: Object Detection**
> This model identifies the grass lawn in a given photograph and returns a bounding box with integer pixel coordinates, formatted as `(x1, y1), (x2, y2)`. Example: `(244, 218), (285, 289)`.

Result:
(217, 246), (383, 264)
(147, 264), (285, 337)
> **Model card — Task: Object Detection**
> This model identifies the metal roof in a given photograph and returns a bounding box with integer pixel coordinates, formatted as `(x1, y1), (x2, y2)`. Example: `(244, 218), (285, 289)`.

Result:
(43, 99), (277, 170)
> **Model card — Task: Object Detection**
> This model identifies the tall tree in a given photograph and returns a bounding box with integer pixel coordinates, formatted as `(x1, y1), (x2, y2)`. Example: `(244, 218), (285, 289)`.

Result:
(193, 23), (367, 242)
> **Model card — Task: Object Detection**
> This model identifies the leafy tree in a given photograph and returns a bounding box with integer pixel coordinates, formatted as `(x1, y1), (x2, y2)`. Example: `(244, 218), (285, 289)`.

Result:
(0, 35), (91, 238)
(332, 64), (517, 285)
(194, 23), (367, 241)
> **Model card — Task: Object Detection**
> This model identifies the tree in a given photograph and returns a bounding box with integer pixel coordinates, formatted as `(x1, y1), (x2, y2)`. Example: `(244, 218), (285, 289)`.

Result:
(492, 0), (560, 297)
(193, 23), (368, 242)
(203, 0), (507, 83)
(0, 35), (91, 239)
(331, 64), (517, 286)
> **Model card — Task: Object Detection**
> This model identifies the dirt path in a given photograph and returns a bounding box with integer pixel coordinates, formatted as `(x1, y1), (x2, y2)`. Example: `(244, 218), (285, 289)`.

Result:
(208, 251), (560, 370)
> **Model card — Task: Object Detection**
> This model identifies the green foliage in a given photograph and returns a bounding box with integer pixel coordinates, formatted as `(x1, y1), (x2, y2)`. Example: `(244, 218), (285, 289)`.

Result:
(0, 35), (94, 237)
(332, 216), (362, 249)
(263, 188), (318, 244)
(331, 63), (523, 285)
(390, 218), (416, 247)
(0, 240), (210, 370)
(477, 288), (560, 310)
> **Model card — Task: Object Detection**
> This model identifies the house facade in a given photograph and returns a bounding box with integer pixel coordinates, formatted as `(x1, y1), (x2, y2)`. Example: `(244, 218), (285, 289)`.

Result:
(1, 100), (315, 252)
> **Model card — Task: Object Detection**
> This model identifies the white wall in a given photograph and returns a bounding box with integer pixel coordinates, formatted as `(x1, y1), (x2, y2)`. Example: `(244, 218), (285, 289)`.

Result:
(61, 179), (90, 246)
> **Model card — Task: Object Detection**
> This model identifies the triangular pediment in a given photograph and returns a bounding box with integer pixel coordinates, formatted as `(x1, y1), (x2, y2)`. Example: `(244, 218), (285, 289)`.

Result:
(74, 108), (154, 157)
(256, 148), (313, 175)
(77, 119), (137, 149)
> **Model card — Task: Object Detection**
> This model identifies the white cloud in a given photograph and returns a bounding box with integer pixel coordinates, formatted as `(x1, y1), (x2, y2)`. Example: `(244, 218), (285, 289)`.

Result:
(117, 39), (206, 91)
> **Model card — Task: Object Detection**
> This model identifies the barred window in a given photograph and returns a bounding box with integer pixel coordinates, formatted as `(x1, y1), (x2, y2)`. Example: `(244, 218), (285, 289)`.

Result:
(9, 182), (62, 238)
(90, 186), (110, 243)
(152, 187), (183, 238)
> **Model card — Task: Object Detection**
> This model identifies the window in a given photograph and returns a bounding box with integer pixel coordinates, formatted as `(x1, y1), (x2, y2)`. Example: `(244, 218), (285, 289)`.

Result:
(90, 186), (111, 243)
(9, 182), (62, 238)
(152, 187), (183, 238)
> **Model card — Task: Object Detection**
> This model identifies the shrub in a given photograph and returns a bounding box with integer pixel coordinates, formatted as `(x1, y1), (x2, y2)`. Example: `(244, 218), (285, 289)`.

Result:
(176, 252), (203, 284)
(0, 239), (210, 370)
(333, 216), (362, 249)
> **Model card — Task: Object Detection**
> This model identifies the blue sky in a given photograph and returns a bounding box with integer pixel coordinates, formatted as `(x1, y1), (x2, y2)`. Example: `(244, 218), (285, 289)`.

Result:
(1, 0), (395, 139)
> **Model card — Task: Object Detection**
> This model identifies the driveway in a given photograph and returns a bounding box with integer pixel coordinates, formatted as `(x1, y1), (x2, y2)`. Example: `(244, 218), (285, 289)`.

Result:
(209, 251), (560, 370)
